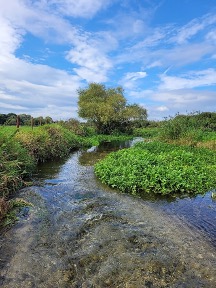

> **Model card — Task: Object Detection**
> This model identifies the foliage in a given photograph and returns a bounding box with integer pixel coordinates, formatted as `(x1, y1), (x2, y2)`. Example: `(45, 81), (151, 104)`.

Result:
(77, 83), (147, 134)
(95, 141), (216, 196)
(0, 113), (53, 126)
(14, 124), (80, 162)
(160, 112), (216, 143)
(59, 118), (97, 137)
(0, 128), (35, 200)
(133, 127), (160, 139)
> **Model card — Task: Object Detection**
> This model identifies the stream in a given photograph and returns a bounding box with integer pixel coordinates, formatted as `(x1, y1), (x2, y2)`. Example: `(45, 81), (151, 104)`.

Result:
(0, 139), (216, 287)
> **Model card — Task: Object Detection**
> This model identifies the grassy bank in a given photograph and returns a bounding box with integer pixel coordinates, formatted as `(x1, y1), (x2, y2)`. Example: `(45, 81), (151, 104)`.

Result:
(0, 124), (132, 221)
(95, 141), (216, 196)
(0, 124), (83, 220)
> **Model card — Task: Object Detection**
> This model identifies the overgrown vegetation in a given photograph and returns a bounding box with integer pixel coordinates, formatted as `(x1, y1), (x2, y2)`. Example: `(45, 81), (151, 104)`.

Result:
(95, 141), (216, 196)
(159, 112), (216, 145)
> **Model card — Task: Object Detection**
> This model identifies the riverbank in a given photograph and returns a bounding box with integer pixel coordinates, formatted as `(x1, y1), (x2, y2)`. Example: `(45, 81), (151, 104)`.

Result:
(0, 124), (132, 222)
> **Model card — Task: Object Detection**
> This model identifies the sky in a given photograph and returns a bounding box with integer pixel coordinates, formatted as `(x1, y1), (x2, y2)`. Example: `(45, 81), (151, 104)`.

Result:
(0, 0), (216, 121)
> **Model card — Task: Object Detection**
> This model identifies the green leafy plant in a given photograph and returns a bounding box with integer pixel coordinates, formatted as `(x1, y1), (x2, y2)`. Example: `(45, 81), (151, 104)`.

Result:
(95, 141), (216, 196)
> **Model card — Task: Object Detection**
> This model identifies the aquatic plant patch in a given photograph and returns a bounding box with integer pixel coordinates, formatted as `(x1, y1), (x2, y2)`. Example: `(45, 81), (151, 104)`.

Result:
(94, 141), (216, 195)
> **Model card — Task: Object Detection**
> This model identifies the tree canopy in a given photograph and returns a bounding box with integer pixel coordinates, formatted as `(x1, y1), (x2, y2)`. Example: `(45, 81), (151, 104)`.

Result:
(77, 83), (147, 134)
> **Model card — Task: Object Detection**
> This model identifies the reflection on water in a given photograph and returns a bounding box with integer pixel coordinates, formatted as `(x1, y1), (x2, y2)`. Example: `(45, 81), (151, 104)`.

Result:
(0, 139), (215, 287)
(80, 138), (141, 166)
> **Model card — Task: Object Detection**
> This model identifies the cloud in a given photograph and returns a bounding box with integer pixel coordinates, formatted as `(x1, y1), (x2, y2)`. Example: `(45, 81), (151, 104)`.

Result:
(206, 29), (216, 42)
(153, 89), (216, 108)
(129, 89), (154, 99)
(115, 12), (216, 71)
(155, 106), (169, 112)
(119, 71), (147, 89)
(0, 1), (114, 83)
(159, 69), (216, 90)
(43, 0), (112, 18)
(170, 13), (216, 44)
(0, 54), (82, 119)
(0, 16), (24, 56)
(66, 35), (113, 82)
(124, 72), (147, 81)
(145, 89), (216, 120)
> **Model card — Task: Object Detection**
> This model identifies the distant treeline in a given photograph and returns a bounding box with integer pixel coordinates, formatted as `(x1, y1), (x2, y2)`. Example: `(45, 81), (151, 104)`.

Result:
(0, 113), (53, 126)
(1, 111), (216, 132)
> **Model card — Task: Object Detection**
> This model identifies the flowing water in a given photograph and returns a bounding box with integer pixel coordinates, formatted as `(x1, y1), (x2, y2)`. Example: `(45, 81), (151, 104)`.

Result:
(0, 139), (216, 288)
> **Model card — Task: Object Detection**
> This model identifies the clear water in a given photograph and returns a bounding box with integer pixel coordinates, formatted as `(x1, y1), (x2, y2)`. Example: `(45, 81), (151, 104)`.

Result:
(0, 140), (215, 287)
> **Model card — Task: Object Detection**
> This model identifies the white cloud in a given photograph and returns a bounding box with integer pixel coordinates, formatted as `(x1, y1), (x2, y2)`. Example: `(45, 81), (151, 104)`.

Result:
(155, 106), (169, 112)
(43, 0), (111, 18)
(171, 13), (216, 44)
(129, 89), (154, 99)
(67, 37), (113, 82)
(0, 1), (114, 83)
(159, 69), (216, 90)
(206, 30), (216, 42)
(153, 89), (216, 107)
(0, 16), (24, 56)
(172, 20), (204, 44)
(119, 71), (147, 89)
(0, 54), (82, 118)
(133, 28), (169, 49)
(124, 72), (147, 81)
(146, 89), (216, 120)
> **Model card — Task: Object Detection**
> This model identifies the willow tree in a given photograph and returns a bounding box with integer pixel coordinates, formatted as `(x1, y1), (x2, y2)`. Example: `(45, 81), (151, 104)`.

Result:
(77, 83), (147, 134)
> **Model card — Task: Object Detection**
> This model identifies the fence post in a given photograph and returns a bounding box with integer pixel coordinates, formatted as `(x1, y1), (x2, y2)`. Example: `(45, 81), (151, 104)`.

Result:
(16, 115), (20, 129)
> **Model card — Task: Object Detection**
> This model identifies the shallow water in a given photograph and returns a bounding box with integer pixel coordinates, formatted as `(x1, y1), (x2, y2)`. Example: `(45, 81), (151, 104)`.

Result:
(0, 141), (216, 287)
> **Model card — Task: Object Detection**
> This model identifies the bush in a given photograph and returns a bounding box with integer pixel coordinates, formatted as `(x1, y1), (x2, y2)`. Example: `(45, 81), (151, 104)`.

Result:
(160, 112), (216, 142)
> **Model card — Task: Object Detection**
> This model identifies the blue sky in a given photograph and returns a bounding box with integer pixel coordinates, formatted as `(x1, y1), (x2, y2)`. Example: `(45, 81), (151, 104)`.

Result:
(0, 0), (216, 120)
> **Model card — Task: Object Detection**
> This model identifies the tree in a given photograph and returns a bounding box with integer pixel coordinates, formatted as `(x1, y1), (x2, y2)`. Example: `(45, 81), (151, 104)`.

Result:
(5, 113), (17, 125)
(0, 114), (7, 125)
(19, 114), (32, 125)
(45, 116), (53, 124)
(77, 83), (147, 134)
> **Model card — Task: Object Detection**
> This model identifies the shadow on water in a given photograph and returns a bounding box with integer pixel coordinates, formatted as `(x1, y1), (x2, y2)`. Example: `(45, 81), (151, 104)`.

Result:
(0, 138), (215, 287)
